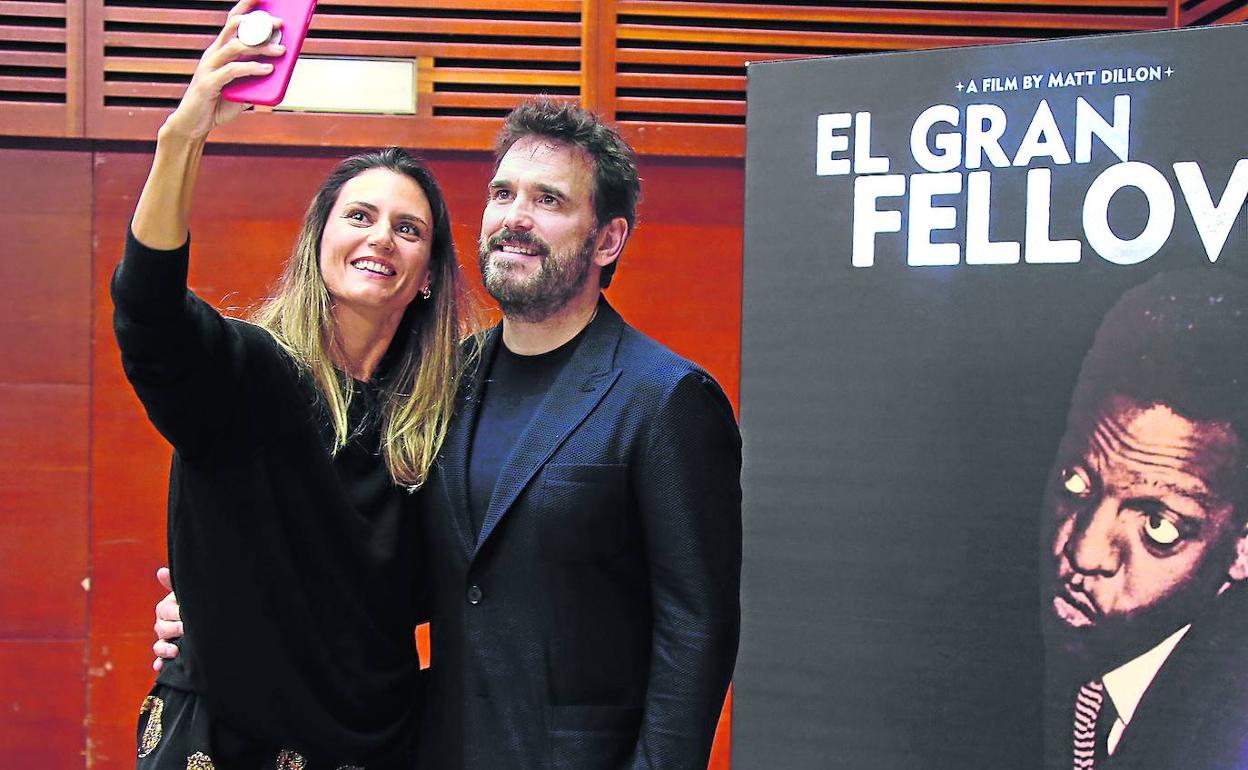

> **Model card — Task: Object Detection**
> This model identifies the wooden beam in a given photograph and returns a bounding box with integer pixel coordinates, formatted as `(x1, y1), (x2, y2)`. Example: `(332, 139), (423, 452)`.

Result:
(581, 0), (617, 118)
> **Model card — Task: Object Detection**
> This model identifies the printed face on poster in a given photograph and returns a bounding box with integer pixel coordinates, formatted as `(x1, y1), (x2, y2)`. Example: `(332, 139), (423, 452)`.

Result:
(737, 23), (1248, 770)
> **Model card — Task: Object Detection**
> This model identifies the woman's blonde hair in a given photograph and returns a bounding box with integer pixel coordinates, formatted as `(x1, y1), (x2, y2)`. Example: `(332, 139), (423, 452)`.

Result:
(251, 148), (465, 489)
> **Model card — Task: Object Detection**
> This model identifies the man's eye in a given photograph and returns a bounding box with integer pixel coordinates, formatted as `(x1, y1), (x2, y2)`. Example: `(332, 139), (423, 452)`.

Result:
(540, 194), (558, 205)
(1062, 469), (1090, 496)
(491, 189), (511, 201)
(1143, 513), (1182, 547)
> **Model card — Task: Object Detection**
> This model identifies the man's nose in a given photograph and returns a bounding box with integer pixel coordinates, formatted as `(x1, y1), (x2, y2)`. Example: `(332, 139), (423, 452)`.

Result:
(1064, 499), (1122, 576)
(501, 197), (534, 232)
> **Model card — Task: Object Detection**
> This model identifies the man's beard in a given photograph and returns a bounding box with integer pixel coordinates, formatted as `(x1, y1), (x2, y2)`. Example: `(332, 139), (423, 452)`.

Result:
(478, 227), (596, 323)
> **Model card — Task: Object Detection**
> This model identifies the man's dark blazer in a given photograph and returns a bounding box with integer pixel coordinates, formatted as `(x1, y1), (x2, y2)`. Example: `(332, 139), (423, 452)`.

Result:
(416, 297), (742, 770)
(1047, 583), (1248, 770)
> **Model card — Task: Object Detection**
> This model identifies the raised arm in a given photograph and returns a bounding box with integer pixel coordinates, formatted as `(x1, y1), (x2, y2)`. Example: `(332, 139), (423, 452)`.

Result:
(113, 1), (289, 458)
(132, 0), (282, 249)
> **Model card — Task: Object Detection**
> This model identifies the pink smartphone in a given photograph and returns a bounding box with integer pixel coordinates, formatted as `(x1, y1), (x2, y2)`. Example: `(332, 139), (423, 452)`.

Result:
(221, 0), (318, 107)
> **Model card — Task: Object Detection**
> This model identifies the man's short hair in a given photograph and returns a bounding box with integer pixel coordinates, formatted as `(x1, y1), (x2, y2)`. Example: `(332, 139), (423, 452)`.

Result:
(495, 97), (641, 288)
(1069, 269), (1248, 514)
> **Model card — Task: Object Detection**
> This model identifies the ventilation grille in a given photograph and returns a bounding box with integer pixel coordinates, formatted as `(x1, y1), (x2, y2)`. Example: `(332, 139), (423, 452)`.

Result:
(0, 0), (78, 135)
(87, 0), (583, 143)
(614, 0), (1170, 131)
(1179, 0), (1248, 24)
(99, 0), (582, 113)
(15, 1), (1236, 152)
(0, 0), (68, 102)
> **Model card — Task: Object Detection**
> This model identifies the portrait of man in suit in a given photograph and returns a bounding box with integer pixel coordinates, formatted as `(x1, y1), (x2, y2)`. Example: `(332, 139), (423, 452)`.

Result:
(1041, 270), (1248, 770)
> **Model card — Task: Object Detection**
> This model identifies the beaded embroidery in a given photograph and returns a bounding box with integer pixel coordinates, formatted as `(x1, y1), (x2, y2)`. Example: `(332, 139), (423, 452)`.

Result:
(137, 695), (164, 757)
(186, 752), (214, 769)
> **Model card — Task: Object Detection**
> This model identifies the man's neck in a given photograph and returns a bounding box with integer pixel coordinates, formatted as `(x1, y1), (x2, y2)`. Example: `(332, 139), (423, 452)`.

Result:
(501, 288), (600, 355)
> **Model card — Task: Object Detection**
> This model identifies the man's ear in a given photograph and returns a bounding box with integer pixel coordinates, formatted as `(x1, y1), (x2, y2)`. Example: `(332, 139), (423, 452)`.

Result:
(1227, 522), (1248, 582)
(593, 216), (629, 270)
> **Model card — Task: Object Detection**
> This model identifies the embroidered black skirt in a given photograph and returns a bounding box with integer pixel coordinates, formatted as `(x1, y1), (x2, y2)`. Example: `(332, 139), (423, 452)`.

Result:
(134, 682), (363, 770)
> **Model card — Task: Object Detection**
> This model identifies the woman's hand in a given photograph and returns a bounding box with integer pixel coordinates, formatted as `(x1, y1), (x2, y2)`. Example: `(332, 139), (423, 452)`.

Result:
(151, 567), (183, 673)
(161, 0), (285, 141)
(131, 0), (283, 246)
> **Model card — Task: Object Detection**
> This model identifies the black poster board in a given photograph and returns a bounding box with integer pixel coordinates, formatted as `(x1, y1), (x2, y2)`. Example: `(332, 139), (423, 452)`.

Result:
(737, 23), (1248, 770)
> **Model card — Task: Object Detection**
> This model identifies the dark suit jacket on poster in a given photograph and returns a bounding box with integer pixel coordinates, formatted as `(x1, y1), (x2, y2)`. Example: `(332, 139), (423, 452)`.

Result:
(1049, 584), (1248, 770)
(417, 298), (743, 770)
(1102, 584), (1248, 770)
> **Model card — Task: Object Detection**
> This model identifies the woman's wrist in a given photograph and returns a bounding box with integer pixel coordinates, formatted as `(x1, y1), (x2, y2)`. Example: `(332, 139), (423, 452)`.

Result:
(157, 114), (210, 147)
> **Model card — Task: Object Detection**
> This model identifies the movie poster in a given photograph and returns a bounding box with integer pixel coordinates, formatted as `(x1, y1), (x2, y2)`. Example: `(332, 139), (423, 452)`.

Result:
(736, 24), (1248, 770)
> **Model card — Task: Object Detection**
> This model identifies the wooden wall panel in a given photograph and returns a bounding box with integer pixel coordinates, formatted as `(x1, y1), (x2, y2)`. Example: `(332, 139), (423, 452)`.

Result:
(0, 640), (86, 769)
(0, 397), (88, 639)
(0, 144), (91, 768)
(0, 148), (92, 384)
(610, 156), (742, 406)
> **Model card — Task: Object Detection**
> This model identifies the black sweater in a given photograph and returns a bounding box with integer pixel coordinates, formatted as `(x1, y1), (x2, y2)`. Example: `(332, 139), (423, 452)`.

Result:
(112, 230), (422, 767)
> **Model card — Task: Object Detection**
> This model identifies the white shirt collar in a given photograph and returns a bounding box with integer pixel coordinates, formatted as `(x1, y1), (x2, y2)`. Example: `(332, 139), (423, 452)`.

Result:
(1100, 624), (1192, 754)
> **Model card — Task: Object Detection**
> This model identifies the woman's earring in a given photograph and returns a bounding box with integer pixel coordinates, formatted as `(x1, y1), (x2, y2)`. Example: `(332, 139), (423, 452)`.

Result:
(421, 285), (432, 300)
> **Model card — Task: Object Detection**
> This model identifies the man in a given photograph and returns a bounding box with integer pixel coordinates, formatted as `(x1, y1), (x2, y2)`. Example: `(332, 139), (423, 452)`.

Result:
(417, 98), (741, 770)
(155, 98), (742, 770)
(1041, 270), (1248, 770)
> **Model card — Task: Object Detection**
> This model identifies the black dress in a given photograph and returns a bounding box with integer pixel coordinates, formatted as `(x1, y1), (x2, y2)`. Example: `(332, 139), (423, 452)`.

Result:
(113, 230), (425, 769)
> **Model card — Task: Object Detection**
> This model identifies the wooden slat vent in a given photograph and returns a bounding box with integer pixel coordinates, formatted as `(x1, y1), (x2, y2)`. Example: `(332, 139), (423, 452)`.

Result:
(0, 0), (69, 105)
(98, 1), (583, 117)
(62, 0), (1239, 153)
(614, 0), (1170, 127)
(1179, 0), (1248, 24)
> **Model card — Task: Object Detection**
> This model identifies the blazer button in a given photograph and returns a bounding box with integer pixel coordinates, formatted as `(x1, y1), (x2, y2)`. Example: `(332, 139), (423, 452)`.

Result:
(467, 585), (484, 605)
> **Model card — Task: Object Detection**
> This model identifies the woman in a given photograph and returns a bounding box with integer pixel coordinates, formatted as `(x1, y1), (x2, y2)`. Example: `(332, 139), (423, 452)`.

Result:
(114, 2), (464, 767)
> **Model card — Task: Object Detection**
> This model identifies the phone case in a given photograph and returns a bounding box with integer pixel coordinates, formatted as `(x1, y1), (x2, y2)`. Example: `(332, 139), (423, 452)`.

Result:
(222, 0), (318, 107)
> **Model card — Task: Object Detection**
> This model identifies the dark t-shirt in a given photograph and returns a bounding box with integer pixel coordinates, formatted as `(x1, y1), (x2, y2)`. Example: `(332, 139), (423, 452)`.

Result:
(467, 328), (586, 537)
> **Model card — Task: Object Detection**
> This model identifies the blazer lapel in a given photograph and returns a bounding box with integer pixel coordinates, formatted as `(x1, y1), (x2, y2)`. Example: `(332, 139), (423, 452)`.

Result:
(438, 328), (501, 558)
(473, 299), (625, 556)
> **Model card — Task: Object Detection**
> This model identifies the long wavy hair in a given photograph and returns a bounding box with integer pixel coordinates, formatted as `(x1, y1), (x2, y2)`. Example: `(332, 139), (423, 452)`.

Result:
(251, 148), (466, 489)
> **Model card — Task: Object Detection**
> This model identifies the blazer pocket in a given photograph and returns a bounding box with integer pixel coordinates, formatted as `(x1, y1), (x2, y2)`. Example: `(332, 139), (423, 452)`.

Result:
(550, 704), (641, 770)
(539, 463), (627, 562)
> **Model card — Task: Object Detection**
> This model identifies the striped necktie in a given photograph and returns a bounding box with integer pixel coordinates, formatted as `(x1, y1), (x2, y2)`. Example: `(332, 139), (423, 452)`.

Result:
(1072, 679), (1105, 769)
